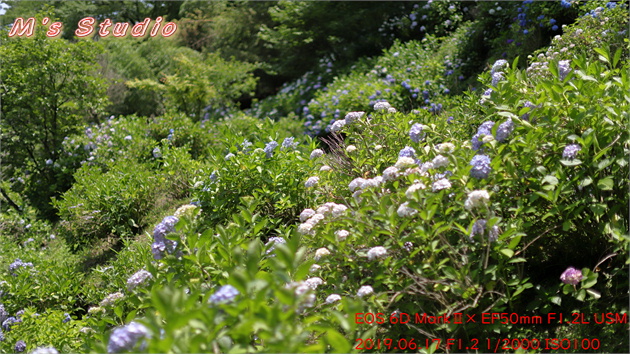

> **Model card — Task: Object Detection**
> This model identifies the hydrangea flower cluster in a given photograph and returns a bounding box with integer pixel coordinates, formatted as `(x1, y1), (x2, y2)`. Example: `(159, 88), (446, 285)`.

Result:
(107, 322), (149, 353)
(405, 183), (426, 199)
(491, 59), (508, 75)
(298, 203), (347, 235)
(15, 340), (26, 353)
(305, 176), (319, 188)
(562, 144), (581, 160)
(265, 237), (286, 255)
(8, 259), (33, 276)
(100, 292), (125, 307)
(281, 137), (298, 150)
(2, 316), (21, 331)
(465, 190), (490, 210)
(470, 219), (499, 242)
(409, 123), (425, 143)
(344, 111), (365, 124)
(357, 285), (374, 297)
(560, 267), (583, 285)
(285, 281), (316, 311)
(348, 176), (383, 192)
(209, 285), (240, 304)
(151, 215), (179, 260)
(335, 229), (350, 241)
(432, 178), (451, 192)
(469, 155), (492, 179)
(374, 101), (392, 111)
(472, 121), (495, 151)
(495, 118), (514, 142)
(367, 246), (388, 261)
(126, 270), (153, 291)
(264, 141), (279, 158)
(436, 143), (455, 154)
(310, 149), (324, 159)
(399, 146), (416, 158)
(397, 202), (417, 217)
(314, 247), (331, 261)
(325, 294), (342, 304)
(558, 60), (572, 80)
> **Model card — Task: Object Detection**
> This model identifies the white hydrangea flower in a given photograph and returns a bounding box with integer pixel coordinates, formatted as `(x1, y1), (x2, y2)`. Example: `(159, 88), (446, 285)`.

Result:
(325, 294), (342, 304)
(357, 285), (374, 297)
(331, 120), (346, 132)
(432, 178), (451, 192)
(305, 176), (319, 188)
(465, 190), (490, 210)
(482, 135), (495, 143)
(299, 209), (316, 222)
(420, 162), (434, 174)
(352, 190), (363, 203)
(308, 213), (326, 225)
(436, 143), (455, 154)
(397, 202), (417, 217)
(387, 107), (397, 113)
(174, 204), (198, 218)
(310, 149), (324, 159)
(395, 157), (416, 169)
(335, 229), (350, 241)
(305, 277), (324, 290)
(314, 247), (331, 260)
(367, 246), (388, 261)
(349, 177), (367, 192)
(374, 144), (383, 150)
(309, 264), (321, 273)
(345, 111), (365, 124)
(383, 166), (400, 181)
(297, 223), (314, 235)
(405, 183), (426, 199)
(346, 145), (357, 153)
(364, 176), (383, 188)
(374, 101), (391, 111)
(432, 155), (449, 168)
(320, 165), (332, 172)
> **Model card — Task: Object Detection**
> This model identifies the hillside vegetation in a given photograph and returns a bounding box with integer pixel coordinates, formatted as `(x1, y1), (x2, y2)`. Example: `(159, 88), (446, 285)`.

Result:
(0, 1), (628, 353)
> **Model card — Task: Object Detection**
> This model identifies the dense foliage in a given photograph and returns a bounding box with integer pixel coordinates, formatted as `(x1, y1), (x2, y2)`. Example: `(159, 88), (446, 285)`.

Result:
(0, 1), (628, 353)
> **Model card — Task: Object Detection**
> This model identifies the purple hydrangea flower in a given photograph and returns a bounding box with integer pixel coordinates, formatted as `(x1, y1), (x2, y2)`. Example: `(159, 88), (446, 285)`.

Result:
(558, 60), (572, 80)
(107, 322), (149, 353)
(562, 144), (581, 160)
(209, 285), (240, 304)
(9, 259), (33, 275)
(409, 123), (425, 143)
(560, 267), (583, 285)
(496, 118), (514, 142)
(126, 270), (153, 291)
(2, 316), (20, 331)
(470, 219), (499, 242)
(15, 340), (26, 353)
(241, 139), (253, 153)
(470, 155), (492, 179)
(399, 146), (416, 158)
(62, 313), (71, 323)
(264, 141), (279, 158)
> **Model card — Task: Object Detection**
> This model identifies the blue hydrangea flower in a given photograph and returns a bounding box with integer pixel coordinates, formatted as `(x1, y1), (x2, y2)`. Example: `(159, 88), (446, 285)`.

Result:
(281, 137), (298, 150)
(126, 270), (153, 291)
(472, 121), (495, 150)
(2, 317), (20, 331)
(496, 118), (514, 142)
(409, 123), (425, 143)
(153, 216), (178, 244)
(265, 237), (286, 255)
(264, 141), (279, 157)
(562, 144), (581, 160)
(491, 59), (508, 75)
(15, 340), (26, 352)
(241, 139), (253, 153)
(491, 72), (504, 87)
(107, 322), (149, 353)
(470, 155), (492, 179)
(62, 313), (71, 323)
(9, 259), (33, 276)
(399, 146), (416, 158)
(209, 285), (240, 304)
(152, 147), (162, 158)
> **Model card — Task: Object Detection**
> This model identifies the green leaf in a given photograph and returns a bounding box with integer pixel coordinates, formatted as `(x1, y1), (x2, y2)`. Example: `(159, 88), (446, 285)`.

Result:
(576, 289), (586, 301)
(500, 249), (514, 258)
(560, 159), (582, 166)
(542, 175), (558, 186)
(325, 329), (351, 353)
(596, 177), (614, 191)
(550, 296), (562, 306)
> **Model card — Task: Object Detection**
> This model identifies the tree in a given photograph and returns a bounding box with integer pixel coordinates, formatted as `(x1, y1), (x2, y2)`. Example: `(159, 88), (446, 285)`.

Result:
(0, 16), (108, 219)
